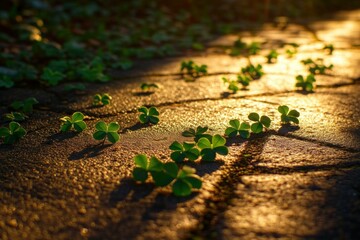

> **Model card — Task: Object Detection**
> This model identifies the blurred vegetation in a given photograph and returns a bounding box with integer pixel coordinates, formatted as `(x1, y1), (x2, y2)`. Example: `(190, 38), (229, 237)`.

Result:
(0, 0), (359, 88)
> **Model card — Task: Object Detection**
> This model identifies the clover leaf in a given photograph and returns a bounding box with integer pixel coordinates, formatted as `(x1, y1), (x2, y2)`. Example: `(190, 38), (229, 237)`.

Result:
(140, 83), (159, 91)
(278, 105), (300, 124)
(138, 106), (159, 124)
(182, 126), (211, 141)
(225, 119), (250, 138)
(132, 154), (164, 183)
(222, 77), (239, 93)
(93, 121), (120, 144)
(0, 75), (14, 88)
(180, 60), (207, 79)
(60, 112), (87, 132)
(169, 141), (200, 162)
(248, 112), (271, 133)
(295, 74), (316, 92)
(11, 97), (39, 114)
(237, 75), (251, 88)
(197, 134), (228, 161)
(132, 155), (202, 196)
(3, 112), (27, 122)
(0, 121), (26, 144)
(41, 67), (65, 86)
(266, 50), (278, 63)
(323, 44), (334, 55)
(93, 93), (112, 106)
(247, 42), (261, 55)
(241, 63), (264, 80)
(301, 58), (333, 75)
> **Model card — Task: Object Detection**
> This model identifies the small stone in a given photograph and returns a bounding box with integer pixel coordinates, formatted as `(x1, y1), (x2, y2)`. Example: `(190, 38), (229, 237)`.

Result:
(7, 219), (18, 227)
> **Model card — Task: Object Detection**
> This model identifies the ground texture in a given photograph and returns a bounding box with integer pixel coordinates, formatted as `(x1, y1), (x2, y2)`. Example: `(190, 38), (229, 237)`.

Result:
(1, 9), (360, 240)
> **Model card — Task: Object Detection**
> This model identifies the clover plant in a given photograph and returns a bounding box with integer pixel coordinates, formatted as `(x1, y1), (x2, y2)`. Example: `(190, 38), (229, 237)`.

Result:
(237, 75), (251, 88)
(266, 50), (278, 63)
(230, 39), (247, 56)
(132, 154), (202, 196)
(241, 64), (264, 80)
(323, 44), (334, 55)
(248, 113), (271, 133)
(295, 74), (316, 92)
(182, 126), (211, 141)
(132, 154), (164, 183)
(41, 67), (65, 86)
(0, 121), (26, 144)
(225, 119), (250, 138)
(60, 112), (87, 132)
(3, 112), (27, 122)
(301, 58), (333, 74)
(180, 60), (208, 79)
(286, 49), (297, 58)
(11, 97), (39, 114)
(140, 83), (159, 91)
(93, 121), (120, 144)
(247, 42), (261, 55)
(222, 77), (239, 93)
(169, 141), (200, 162)
(93, 93), (112, 106)
(138, 106), (159, 124)
(0, 75), (14, 88)
(278, 105), (300, 124)
(197, 134), (228, 161)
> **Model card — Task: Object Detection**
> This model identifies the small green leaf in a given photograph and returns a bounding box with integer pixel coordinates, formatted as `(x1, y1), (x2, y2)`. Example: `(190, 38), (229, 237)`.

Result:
(133, 168), (148, 182)
(212, 134), (226, 148)
(169, 141), (183, 151)
(214, 146), (229, 155)
(148, 157), (163, 171)
(149, 107), (159, 116)
(163, 162), (179, 178)
(248, 112), (260, 121)
(260, 116), (271, 128)
(288, 110), (300, 118)
(108, 122), (120, 132)
(95, 121), (107, 131)
(197, 137), (211, 149)
(184, 176), (202, 189)
(251, 122), (263, 133)
(93, 131), (106, 140)
(151, 171), (174, 186)
(278, 105), (289, 115)
(201, 148), (216, 161)
(229, 119), (240, 129)
(172, 179), (192, 197)
(107, 132), (120, 143)
(134, 154), (148, 169)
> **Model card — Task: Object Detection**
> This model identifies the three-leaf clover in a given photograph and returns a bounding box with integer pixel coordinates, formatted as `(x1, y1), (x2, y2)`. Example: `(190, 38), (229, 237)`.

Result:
(266, 50), (278, 63)
(278, 105), (300, 124)
(138, 106), (159, 124)
(225, 120), (250, 139)
(93, 121), (120, 144)
(197, 134), (228, 161)
(60, 112), (87, 132)
(247, 42), (261, 55)
(140, 83), (159, 91)
(295, 74), (316, 92)
(180, 60), (208, 79)
(237, 75), (251, 88)
(132, 154), (164, 183)
(241, 64), (264, 80)
(169, 141), (200, 162)
(0, 121), (26, 144)
(41, 67), (65, 86)
(323, 44), (334, 55)
(248, 113), (271, 133)
(93, 93), (112, 106)
(11, 97), (39, 114)
(182, 126), (211, 141)
(222, 77), (239, 93)
(162, 164), (202, 197)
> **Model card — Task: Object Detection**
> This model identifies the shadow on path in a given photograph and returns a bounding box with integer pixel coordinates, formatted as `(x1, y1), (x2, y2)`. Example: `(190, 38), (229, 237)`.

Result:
(68, 143), (112, 160)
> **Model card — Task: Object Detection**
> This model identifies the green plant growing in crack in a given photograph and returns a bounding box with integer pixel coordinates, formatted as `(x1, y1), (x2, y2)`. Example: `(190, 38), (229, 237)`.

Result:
(93, 93), (112, 106)
(241, 64), (264, 80)
(237, 75), (251, 88)
(225, 119), (250, 138)
(247, 42), (261, 55)
(278, 105), (300, 125)
(182, 126), (211, 141)
(11, 97), (39, 114)
(180, 60), (207, 80)
(248, 113), (271, 133)
(295, 74), (316, 92)
(197, 134), (228, 161)
(222, 77), (240, 93)
(140, 83), (159, 91)
(138, 106), (159, 124)
(266, 50), (279, 63)
(323, 44), (334, 55)
(285, 43), (299, 58)
(169, 141), (200, 162)
(229, 38), (247, 56)
(93, 121), (120, 144)
(132, 154), (202, 196)
(60, 112), (87, 132)
(301, 58), (333, 74)
(0, 121), (26, 144)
